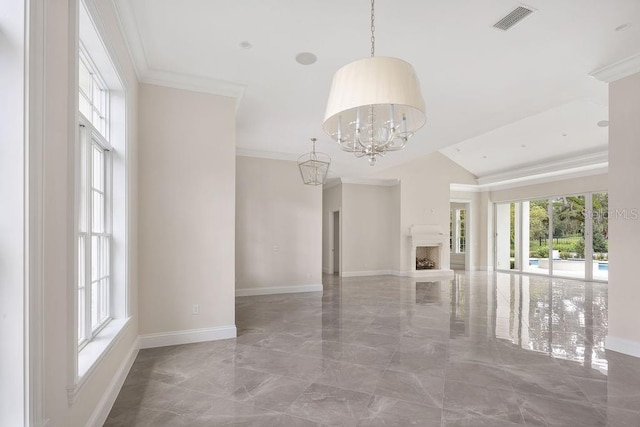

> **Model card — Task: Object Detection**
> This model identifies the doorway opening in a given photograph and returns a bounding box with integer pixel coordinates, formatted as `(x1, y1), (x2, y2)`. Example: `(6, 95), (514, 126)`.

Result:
(450, 202), (469, 270)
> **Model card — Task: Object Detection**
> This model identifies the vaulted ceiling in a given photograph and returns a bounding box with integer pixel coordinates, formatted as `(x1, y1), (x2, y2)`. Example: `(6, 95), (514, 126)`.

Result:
(115, 0), (640, 179)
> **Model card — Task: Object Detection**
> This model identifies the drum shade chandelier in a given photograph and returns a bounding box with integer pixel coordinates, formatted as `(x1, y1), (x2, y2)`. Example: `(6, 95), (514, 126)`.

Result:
(322, 0), (426, 166)
(298, 138), (331, 185)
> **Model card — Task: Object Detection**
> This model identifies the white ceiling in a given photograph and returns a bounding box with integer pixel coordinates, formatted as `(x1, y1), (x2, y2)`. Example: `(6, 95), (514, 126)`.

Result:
(440, 98), (608, 177)
(115, 0), (640, 179)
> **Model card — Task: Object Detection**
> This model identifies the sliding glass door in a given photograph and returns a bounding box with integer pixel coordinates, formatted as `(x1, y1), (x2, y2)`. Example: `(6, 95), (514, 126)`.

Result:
(495, 192), (608, 282)
(591, 193), (609, 281)
(524, 200), (549, 275)
(496, 202), (519, 271)
(551, 196), (586, 279)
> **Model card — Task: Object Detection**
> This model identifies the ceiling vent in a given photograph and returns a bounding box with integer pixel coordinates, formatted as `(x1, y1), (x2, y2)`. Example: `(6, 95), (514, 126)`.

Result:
(493, 6), (535, 31)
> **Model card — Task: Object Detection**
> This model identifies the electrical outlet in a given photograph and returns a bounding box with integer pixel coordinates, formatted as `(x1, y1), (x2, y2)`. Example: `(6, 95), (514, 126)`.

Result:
(273, 245), (279, 252)
(192, 304), (200, 315)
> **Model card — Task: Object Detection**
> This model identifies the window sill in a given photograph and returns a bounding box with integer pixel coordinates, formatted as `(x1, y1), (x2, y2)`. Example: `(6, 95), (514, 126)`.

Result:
(69, 317), (131, 405)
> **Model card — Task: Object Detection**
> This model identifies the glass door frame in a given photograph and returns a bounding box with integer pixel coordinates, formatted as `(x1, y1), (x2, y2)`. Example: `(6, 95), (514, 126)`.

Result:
(494, 193), (606, 283)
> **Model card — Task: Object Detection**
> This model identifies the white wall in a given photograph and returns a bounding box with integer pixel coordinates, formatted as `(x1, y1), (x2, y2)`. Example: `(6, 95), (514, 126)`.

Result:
(24, 1), (142, 426)
(341, 183), (397, 274)
(235, 156), (322, 295)
(138, 83), (236, 341)
(322, 184), (342, 273)
(0, 2), (26, 424)
(374, 152), (478, 272)
(608, 71), (640, 357)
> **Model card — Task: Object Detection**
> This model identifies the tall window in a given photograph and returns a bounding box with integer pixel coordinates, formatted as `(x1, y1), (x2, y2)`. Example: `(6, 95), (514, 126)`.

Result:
(77, 46), (112, 348)
(450, 207), (466, 253)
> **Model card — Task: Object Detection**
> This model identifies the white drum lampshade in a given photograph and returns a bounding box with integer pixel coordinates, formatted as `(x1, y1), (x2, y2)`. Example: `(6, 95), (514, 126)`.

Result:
(323, 56), (426, 165)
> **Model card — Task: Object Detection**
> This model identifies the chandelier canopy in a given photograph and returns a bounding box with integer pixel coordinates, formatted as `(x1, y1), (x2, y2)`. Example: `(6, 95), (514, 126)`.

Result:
(322, 0), (426, 166)
(297, 138), (330, 186)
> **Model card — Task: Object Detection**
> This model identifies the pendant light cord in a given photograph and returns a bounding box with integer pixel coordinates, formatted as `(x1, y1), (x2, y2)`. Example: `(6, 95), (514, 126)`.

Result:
(370, 0), (376, 57)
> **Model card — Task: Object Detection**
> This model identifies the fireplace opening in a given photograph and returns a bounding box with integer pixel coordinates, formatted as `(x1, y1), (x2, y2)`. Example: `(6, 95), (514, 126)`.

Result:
(416, 246), (440, 270)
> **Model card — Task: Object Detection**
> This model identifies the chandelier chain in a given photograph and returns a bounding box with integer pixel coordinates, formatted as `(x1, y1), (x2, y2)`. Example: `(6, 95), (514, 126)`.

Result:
(370, 0), (375, 57)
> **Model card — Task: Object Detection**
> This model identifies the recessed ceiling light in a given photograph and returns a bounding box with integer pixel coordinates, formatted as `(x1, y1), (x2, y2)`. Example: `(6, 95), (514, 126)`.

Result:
(239, 41), (252, 49)
(295, 52), (317, 65)
(597, 120), (609, 128)
(615, 23), (631, 32)
(455, 148), (461, 153)
(483, 155), (488, 159)
(521, 144), (526, 148)
(562, 132), (568, 137)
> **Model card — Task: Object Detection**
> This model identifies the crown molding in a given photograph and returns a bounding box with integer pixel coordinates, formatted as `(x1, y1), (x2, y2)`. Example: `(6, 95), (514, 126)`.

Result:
(448, 150), (608, 192)
(236, 148), (299, 162)
(482, 164), (608, 192)
(340, 177), (400, 186)
(113, 0), (245, 105)
(141, 69), (245, 103)
(477, 150), (608, 186)
(111, 0), (149, 78)
(589, 53), (640, 83)
(450, 183), (481, 193)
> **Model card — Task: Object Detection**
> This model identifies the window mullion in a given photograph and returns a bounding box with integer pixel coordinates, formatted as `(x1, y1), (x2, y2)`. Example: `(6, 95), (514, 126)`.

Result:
(85, 132), (93, 341)
(107, 150), (113, 318)
(585, 193), (594, 281)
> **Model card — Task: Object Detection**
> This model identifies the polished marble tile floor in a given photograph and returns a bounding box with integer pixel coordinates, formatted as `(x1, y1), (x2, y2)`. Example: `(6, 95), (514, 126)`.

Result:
(105, 272), (640, 426)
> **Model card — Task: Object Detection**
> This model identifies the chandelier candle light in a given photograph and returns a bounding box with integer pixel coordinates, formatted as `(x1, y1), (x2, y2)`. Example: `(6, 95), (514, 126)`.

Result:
(323, 0), (426, 166)
(298, 138), (331, 185)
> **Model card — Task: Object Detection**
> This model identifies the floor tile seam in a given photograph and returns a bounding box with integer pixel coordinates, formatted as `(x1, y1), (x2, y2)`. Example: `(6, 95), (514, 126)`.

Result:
(440, 405), (525, 425)
(237, 395), (307, 417)
(442, 409), (526, 426)
(443, 377), (514, 393)
(354, 392), (444, 424)
(313, 377), (378, 396)
(298, 336), (400, 353)
(312, 354), (393, 370)
(594, 403), (640, 415)
(245, 344), (395, 371)
(501, 370), (576, 397)
(371, 387), (445, 411)
(230, 364), (322, 384)
(567, 373), (608, 384)
(174, 364), (317, 395)
(287, 339), (397, 360)
(594, 400), (640, 414)
(510, 388), (605, 417)
(136, 401), (200, 420)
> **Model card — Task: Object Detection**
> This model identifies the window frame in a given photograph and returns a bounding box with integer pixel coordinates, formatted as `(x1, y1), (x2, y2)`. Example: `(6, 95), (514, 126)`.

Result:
(79, 42), (109, 139)
(76, 43), (114, 351)
(77, 115), (113, 351)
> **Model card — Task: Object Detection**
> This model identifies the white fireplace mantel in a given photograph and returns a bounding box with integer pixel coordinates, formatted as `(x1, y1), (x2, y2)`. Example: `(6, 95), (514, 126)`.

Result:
(409, 224), (447, 247)
(407, 224), (453, 278)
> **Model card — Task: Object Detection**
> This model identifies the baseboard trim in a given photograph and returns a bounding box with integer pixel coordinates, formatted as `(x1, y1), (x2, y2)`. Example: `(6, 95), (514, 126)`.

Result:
(606, 336), (640, 358)
(87, 338), (140, 427)
(340, 270), (394, 278)
(139, 325), (237, 349)
(236, 284), (323, 297)
(322, 267), (330, 274)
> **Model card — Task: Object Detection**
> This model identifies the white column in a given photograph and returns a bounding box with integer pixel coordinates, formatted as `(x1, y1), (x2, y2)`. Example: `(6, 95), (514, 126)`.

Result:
(608, 71), (640, 357)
